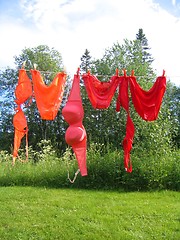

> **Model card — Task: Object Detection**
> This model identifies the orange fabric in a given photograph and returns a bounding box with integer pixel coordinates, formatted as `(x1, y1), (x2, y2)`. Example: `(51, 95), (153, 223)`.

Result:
(13, 107), (28, 160)
(13, 68), (31, 164)
(31, 70), (66, 120)
(62, 72), (87, 176)
(15, 69), (33, 105)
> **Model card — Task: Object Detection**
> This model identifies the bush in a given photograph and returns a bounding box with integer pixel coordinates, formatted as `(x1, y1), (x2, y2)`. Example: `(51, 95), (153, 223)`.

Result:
(0, 150), (12, 162)
(0, 142), (179, 191)
(120, 149), (180, 191)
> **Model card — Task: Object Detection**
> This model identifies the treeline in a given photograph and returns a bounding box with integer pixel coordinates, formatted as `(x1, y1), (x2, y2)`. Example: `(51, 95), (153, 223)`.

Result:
(0, 29), (179, 160)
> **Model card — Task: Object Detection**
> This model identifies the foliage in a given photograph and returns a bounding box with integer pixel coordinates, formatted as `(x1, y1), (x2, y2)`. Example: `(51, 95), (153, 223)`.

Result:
(162, 81), (180, 148)
(0, 68), (18, 150)
(14, 45), (63, 74)
(80, 49), (93, 74)
(0, 150), (12, 162)
(0, 142), (179, 191)
(91, 38), (154, 78)
(136, 28), (154, 64)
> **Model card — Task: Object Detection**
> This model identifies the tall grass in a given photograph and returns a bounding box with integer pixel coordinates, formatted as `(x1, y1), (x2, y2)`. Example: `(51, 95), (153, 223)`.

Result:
(0, 142), (179, 190)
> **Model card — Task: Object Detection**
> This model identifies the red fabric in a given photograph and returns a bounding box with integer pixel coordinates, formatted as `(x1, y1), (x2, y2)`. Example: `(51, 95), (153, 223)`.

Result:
(31, 70), (66, 120)
(116, 73), (166, 171)
(81, 71), (166, 173)
(15, 69), (33, 105)
(13, 107), (28, 159)
(129, 75), (166, 121)
(116, 76), (129, 112)
(62, 72), (87, 176)
(82, 72), (119, 109)
(116, 75), (134, 172)
(123, 114), (135, 173)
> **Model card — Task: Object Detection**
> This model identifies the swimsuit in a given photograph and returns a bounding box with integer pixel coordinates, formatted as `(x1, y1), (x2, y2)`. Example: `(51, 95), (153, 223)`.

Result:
(31, 70), (66, 120)
(129, 74), (166, 121)
(82, 70), (166, 173)
(62, 71), (87, 176)
(82, 71), (120, 109)
(15, 69), (32, 105)
(13, 69), (32, 163)
(13, 106), (28, 163)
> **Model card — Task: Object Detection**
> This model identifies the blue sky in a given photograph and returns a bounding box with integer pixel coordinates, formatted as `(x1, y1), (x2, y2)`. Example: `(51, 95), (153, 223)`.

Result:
(0, 0), (180, 85)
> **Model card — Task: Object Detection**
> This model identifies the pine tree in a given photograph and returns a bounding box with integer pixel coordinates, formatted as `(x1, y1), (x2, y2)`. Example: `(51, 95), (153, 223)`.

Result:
(136, 28), (154, 64)
(80, 49), (92, 73)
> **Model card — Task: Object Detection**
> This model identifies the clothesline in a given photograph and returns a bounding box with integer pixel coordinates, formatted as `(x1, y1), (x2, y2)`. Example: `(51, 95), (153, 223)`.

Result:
(13, 68), (171, 78)
(1, 66), (179, 80)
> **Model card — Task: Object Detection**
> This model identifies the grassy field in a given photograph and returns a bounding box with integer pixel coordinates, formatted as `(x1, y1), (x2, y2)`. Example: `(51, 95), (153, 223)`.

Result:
(0, 187), (179, 240)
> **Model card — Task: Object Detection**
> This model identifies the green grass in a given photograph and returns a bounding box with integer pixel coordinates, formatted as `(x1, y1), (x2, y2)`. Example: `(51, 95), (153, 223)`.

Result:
(0, 187), (179, 240)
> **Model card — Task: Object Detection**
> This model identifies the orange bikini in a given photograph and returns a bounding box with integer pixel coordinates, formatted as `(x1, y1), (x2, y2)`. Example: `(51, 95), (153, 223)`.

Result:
(31, 70), (66, 120)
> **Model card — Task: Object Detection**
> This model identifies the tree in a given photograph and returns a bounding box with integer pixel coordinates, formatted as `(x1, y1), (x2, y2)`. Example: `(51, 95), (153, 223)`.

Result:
(136, 28), (154, 64)
(15, 45), (63, 71)
(80, 49), (92, 74)
(0, 68), (18, 150)
(162, 82), (180, 148)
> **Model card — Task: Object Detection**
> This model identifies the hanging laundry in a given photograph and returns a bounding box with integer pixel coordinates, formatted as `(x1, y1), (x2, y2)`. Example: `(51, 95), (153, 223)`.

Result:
(31, 70), (66, 120)
(129, 72), (166, 121)
(13, 68), (31, 165)
(62, 69), (87, 176)
(15, 69), (33, 105)
(123, 114), (135, 173)
(82, 69), (166, 173)
(12, 106), (28, 165)
(82, 70), (120, 109)
(116, 71), (135, 172)
(116, 74), (129, 112)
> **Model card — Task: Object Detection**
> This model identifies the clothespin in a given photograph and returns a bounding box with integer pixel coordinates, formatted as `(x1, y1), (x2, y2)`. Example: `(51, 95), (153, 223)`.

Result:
(63, 66), (67, 73)
(116, 68), (119, 76)
(131, 70), (135, 77)
(162, 70), (165, 77)
(77, 67), (80, 75)
(34, 63), (37, 70)
(22, 60), (26, 69)
(122, 69), (127, 77)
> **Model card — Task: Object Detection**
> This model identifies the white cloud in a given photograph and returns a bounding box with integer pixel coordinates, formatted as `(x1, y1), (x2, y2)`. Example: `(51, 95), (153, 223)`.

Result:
(172, 0), (176, 6)
(0, 0), (179, 85)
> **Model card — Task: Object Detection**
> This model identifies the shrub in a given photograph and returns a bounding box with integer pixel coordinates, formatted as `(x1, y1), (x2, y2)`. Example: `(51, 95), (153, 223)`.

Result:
(0, 150), (12, 162)
(0, 142), (179, 191)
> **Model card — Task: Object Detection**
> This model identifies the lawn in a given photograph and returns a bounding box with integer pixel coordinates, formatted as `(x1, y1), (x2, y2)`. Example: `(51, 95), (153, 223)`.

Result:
(0, 187), (179, 240)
